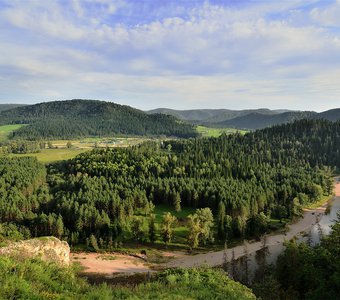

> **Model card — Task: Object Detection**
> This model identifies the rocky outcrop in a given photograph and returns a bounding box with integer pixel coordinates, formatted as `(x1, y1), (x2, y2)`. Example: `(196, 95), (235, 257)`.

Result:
(0, 237), (70, 265)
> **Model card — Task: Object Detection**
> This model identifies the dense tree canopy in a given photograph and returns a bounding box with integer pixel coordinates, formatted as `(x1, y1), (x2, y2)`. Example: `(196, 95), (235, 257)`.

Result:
(0, 119), (338, 248)
(0, 99), (197, 139)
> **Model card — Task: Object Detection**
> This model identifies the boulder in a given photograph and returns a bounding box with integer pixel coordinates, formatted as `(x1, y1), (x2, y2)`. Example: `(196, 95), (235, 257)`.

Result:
(0, 236), (70, 265)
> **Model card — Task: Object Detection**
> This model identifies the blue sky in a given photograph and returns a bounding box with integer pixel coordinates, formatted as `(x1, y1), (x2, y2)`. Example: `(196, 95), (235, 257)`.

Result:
(1, 0), (340, 111)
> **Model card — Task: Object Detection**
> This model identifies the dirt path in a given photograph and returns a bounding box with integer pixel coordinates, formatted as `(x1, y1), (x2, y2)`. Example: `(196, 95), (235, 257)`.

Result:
(71, 253), (150, 275)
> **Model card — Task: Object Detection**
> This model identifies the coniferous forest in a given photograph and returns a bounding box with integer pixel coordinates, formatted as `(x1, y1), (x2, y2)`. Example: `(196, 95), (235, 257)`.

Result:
(0, 117), (340, 300)
(0, 119), (337, 247)
(0, 100), (197, 139)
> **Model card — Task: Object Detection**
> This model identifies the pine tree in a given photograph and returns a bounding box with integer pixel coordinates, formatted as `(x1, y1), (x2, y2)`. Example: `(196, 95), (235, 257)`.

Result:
(217, 201), (226, 240)
(174, 192), (181, 212)
(149, 214), (157, 244)
(54, 215), (64, 239)
(90, 234), (100, 251)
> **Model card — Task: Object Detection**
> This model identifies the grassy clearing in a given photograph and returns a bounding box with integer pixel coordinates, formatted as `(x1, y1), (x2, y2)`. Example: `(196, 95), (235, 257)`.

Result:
(9, 148), (88, 163)
(154, 204), (196, 222)
(0, 124), (26, 142)
(6, 137), (153, 163)
(196, 125), (248, 137)
(50, 137), (151, 149)
(154, 205), (196, 245)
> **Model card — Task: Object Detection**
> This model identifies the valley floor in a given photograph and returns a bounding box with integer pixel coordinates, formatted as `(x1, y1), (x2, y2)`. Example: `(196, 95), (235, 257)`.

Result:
(73, 180), (340, 277)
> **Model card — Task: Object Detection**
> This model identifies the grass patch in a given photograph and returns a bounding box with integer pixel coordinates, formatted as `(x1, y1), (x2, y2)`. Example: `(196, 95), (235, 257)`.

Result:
(154, 204), (196, 222)
(0, 124), (27, 142)
(50, 137), (152, 149)
(268, 218), (288, 233)
(9, 148), (88, 163)
(303, 195), (332, 210)
(154, 204), (196, 246)
(196, 125), (248, 137)
(5, 136), (153, 163)
(96, 255), (117, 261)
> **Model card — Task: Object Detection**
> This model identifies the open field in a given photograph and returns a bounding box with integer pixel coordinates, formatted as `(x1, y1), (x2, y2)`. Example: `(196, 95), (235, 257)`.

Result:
(0, 124), (26, 142)
(50, 137), (152, 149)
(8, 148), (89, 163)
(196, 125), (248, 137)
(7, 137), (154, 163)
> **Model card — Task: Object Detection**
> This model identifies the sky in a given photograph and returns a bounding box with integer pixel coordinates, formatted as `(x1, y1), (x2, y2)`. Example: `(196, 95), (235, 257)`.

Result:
(1, 0), (340, 111)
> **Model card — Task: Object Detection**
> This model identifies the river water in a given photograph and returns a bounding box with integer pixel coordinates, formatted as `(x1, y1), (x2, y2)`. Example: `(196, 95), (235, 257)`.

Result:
(308, 197), (340, 245)
(235, 196), (340, 282)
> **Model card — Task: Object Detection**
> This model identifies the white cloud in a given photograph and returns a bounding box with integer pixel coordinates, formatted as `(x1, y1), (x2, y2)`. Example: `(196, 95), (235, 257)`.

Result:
(0, 0), (340, 111)
(310, 1), (340, 26)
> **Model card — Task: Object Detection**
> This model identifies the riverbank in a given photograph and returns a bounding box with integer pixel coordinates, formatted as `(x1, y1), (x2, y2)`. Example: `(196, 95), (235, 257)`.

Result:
(72, 180), (340, 276)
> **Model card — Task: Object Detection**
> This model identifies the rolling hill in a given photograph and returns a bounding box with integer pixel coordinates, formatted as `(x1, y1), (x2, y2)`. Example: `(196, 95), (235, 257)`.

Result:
(215, 111), (316, 130)
(146, 108), (292, 123)
(147, 107), (340, 130)
(0, 104), (27, 112)
(0, 99), (197, 139)
(317, 108), (340, 122)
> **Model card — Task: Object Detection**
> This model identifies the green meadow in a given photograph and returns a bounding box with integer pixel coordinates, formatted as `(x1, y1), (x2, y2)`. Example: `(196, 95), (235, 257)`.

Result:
(8, 148), (89, 163)
(196, 125), (248, 137)
(153, 204), (196, 246)
(0, 124), (26, 142)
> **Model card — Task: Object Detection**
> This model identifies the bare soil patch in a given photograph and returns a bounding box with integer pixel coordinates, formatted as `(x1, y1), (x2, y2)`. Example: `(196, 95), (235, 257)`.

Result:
(71, 252), (151, 275)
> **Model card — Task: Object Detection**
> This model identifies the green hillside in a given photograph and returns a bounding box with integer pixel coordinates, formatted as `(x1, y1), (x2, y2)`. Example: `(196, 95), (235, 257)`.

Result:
(148, 107), (340, 130)
(146, 107), (291, 123)
(0, 104), (27, 112)
(0, 124), (26, 142)
(0, 100), (197, 140)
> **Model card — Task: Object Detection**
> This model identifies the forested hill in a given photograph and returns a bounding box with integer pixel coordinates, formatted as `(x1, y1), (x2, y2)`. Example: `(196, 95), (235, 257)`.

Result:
(215, 111), (316, 129)
(0, 118), (338, 273)
(0, 100), (197, 139)
(146, 108), (293, 123)
(0, 104), (26, 112)
(148, 107), (340, 130)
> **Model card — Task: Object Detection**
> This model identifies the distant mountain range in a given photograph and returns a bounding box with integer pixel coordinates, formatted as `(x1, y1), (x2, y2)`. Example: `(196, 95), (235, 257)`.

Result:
(0, 100), (196, 139)
(146, 108), (340, 130)
(147, 108), (292, 123)
(1, 101), (339, 136)
(0, 104), (27, 112)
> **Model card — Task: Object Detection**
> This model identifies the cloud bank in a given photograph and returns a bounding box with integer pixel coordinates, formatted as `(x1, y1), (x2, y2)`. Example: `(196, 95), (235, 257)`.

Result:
(0, 0), (340, 111)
